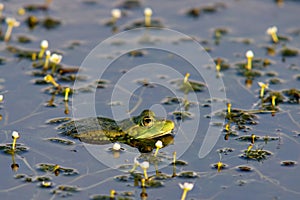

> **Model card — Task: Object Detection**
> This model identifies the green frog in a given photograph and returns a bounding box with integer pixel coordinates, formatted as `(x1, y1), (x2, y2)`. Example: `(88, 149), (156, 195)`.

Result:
(58, 110), (175, 152)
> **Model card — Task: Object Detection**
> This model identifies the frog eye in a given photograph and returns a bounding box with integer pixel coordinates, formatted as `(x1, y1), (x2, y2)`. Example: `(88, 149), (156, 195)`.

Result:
(142, 116), (153, 127)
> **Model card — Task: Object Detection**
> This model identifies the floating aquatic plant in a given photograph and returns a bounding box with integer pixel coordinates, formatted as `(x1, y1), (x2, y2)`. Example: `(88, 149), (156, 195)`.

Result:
(6, 45), (38, 59)
(235, 135), (279, 143)
(47, 137), (75, 145)
(43, 17), (61, 29)
(178, 171), (199, 179)
(186, 8), (201, 18)
(26, 15), (39, 29)
(170, 73), (206, 94)
(4, 17), (20, 42)
(213, 161), (226, 172)
(37, 163), (79, 176)
(263, 91), (284, 105)
(236, 165), (253, 172)
(17, 35), (32, 43)
(214, 57), (230, 71)
(282, 88), (300, 103)
(280, 160), (297, 167)
(241, 147), (272, 161)
(281, 46), (299, 57)
(0, 143), (29, 154)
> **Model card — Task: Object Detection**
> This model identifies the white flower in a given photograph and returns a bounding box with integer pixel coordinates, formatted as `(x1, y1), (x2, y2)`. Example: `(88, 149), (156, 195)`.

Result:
(140, 161), (149, 170)
(12, 131), (20, 139)
(266, 26), (278, 35)
(112, 143), (121, 151)
(0, 94), (3, 102)
(155, 140), (163, 149)
(144, 8), (152, 16)
(258, 82), (269, 89)
(246, 50), (254, 58)
(6, 17), (20, 27)
(49, 53), (62, 64)
(46, 50), (51, 57)
(179, 182), (194, 191)
(111, 9), (121, 19)
(40, 40), (49, 49)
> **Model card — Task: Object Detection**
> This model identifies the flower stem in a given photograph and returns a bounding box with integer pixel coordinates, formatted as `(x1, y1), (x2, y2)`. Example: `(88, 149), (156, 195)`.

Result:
(4, 25), (13, 42)
(181, 190), (188, 200)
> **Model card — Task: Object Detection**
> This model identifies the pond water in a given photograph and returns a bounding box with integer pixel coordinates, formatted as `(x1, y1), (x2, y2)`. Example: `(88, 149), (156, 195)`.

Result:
(0, 0), (299, 199)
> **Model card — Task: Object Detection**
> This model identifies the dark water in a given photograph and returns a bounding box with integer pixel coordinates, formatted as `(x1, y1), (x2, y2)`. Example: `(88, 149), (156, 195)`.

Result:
(0, 0), (300, 199)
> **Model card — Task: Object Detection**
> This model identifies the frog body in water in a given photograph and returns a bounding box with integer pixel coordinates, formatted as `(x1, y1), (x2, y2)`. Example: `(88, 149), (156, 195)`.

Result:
(58, 110), (175, 152)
